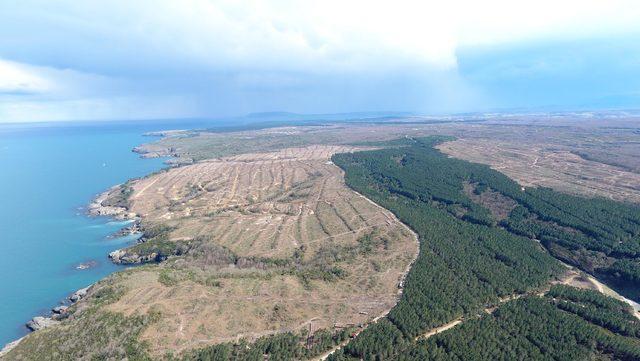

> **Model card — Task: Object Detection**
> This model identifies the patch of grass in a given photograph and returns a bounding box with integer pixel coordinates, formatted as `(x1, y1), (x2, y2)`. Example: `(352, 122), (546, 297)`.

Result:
(158, 269), (179, 286)
(5, 309), (156, 360)
(142, 224), (176, 241)
(296, 265), (349, 289)
(91, 285), (126, 306)
(129, 238), (192, 261)
(204, 277), (222, 288)
(101, 182), (135, 208)
(187, 327), (355, 361)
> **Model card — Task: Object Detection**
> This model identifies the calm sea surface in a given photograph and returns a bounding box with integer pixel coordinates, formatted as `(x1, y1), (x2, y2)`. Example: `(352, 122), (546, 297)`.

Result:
(0, 113), (401, 346)
(0, 120), (208, 346)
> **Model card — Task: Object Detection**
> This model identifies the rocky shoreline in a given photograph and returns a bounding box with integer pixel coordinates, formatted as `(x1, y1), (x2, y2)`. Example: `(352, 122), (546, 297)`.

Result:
(0, 285), (93, 356)
(1, 186), (144, 354)
(25, 285), (91, 331)
(2, 136), (193, 355)
(108, 246), (156, 265)
(0, 133), (187, 356)
(132, 145), (176, 159)
(132, 145), (194, 166)
(88, 187), (150, 265)
(107, 222), (142, 239)
(132, 132), (195, 166)
(86, 185), (138, 221)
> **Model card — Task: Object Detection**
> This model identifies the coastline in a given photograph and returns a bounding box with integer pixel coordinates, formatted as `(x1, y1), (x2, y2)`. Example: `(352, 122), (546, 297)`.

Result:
(5, 121), (640, 358)
(1, 137), (419, 358)
(0, 141), (170, 354)
(0, 188), (143, 354)
(86, 186), (138, 221)
(0, 283), (94, 355)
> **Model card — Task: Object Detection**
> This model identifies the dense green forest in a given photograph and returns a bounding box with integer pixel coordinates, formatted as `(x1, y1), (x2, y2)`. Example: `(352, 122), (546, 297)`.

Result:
(185, 328), (353, 361)
(326, 136), (640, 360)
(187, 136), (640, 360)
(341, 136), (640, 300)
(400, 289), (640, 361)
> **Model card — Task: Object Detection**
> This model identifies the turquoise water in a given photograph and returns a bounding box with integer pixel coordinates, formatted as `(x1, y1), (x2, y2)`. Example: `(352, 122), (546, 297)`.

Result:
(0, 114), (399, 347)
(0, 121), (181, 346)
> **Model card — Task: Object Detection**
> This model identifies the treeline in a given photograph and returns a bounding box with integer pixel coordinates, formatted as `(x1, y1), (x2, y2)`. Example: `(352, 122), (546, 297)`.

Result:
(329, 136), (640, 360)
(186, 328), (352, 361)
(186, 136), (640, 360)
(403, 294), (640, 361)
(350, 135), (640, 299)
(546, 285), (640, 338)
(500, 191), (640, 300)
(437, 146), (640, 298)
(399, 286), (640, 360)
(329, 137), (563, 359)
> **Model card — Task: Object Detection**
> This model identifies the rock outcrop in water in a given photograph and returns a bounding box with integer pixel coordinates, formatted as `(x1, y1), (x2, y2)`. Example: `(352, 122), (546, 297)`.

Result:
(52, 306), (68, 315)
(22, 284), (92, 333)
(87, 185), (137, 221)
(108, 248), (160, 264)
(69, 285), (91, 303)
(26, 317), (58, 331)
(75, 260), (98, 270)
(108, 222), (141, 238)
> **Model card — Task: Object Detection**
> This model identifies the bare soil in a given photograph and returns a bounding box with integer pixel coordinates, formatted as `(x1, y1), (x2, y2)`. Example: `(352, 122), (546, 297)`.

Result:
(101, 145), (418, 356)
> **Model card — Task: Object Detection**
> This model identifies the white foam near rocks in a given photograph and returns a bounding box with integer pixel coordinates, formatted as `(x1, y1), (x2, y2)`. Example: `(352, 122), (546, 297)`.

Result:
(0, 336), (25, 357)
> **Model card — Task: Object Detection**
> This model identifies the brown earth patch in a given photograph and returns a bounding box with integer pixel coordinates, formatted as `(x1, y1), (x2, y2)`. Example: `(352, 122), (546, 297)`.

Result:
(462, 182), (518, 221)
(438, 139), (640, 204)
(100, 145), (417, 356)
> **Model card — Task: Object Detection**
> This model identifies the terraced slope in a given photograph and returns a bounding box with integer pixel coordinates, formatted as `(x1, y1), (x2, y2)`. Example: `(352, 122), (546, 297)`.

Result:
(111, 145), (417, 355)
(4, 145), (417, 360)
(128, 146), (395, 259)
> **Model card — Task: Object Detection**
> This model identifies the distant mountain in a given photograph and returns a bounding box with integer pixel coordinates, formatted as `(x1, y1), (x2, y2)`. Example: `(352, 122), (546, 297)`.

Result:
(245, 111), (300, 118)
(245, 110), (414, 121)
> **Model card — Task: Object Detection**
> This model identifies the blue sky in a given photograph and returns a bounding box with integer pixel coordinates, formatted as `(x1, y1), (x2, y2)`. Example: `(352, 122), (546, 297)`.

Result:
(458, 36), (640, 110)
(1, 0), (640, 122)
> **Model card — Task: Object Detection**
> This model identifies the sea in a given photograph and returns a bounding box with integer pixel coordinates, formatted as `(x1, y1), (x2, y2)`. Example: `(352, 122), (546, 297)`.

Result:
(0, 112), (410, 347)
(0, 113), (410, 348)
(0, 119), (222, 347)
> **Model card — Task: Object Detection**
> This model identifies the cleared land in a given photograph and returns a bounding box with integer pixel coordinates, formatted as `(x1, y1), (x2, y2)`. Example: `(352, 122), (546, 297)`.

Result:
(137, 119), (640, 205)
(115, 145), (417, 355)
(438, 138), (640, 204)
(7, 115), (640, 359)
(4, 145), (418, 359)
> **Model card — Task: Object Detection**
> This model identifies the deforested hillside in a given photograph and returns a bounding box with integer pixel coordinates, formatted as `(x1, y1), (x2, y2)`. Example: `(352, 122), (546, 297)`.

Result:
(6, 123), (640, 361)
(3, 145), (417, 360)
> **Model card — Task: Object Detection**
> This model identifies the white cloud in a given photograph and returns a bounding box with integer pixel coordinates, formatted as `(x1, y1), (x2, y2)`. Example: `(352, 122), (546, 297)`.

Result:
(5, 0), (639, 73)
(0, 60), (51, 94)
(0, 0), (640, 121)
(454, 0), (640, 46)
(0, 96), (199, 123)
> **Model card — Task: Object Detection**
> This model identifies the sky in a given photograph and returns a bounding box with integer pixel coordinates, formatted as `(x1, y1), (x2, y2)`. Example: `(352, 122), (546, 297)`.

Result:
(1, 0), (640, 122)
